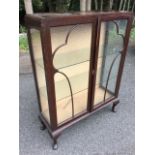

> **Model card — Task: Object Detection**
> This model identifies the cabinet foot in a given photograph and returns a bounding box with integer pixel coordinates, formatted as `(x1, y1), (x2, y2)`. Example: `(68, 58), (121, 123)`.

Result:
(52, 139), (58, 150)
(112, 100), (119, 112)
(48, 131), (59, 150)
(40, 123), (46, 130)
(38, 116), (46, 130)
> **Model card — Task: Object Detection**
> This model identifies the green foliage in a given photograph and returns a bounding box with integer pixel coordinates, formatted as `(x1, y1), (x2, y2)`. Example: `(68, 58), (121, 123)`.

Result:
(19, 0), (48, 27)
(19, 0), (26, 26)
(130, 27), (135, 40)
(19, 25), (27, 33)
(19, 0), (135, 26)
(19, 35), (29, 52)
(32, 0), (45, 12)
(19, 0), (24, 12)
(69, 0), (80, 11)
(55, 0), (71, 12)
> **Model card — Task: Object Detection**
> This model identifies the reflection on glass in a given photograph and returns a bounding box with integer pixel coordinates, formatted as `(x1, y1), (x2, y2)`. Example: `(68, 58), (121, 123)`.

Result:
(30, 29), (50, 123)
(94, 20), (127, 106)
(51, 24), (92, 124)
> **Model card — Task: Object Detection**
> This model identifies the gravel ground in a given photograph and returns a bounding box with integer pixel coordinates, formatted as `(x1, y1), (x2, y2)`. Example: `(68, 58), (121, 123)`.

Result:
(19, 47), (135, 155)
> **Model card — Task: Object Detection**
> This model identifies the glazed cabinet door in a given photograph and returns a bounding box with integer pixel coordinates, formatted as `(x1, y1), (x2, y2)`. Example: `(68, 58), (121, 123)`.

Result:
(93, 17), (131, 108)
(50, 22), (96, 125)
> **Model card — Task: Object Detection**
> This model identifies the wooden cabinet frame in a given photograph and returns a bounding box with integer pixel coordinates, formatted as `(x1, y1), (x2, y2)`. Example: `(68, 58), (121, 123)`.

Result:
(25, 12), (133, 150)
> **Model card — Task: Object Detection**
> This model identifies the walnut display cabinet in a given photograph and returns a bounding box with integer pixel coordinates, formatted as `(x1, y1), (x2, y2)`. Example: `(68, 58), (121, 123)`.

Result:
(25, 11), (133, 150)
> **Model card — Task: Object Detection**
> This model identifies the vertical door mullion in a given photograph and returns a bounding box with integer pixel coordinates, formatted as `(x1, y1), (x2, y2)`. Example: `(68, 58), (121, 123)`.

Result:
(87, 20), (98, 112)
(40, 27), (58, 130)
(89, 17), (102, 111)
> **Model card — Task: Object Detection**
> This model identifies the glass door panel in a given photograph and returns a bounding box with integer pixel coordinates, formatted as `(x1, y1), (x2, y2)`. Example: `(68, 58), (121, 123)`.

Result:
(50, 24), (92, 124)
(51, 24), (92, 69)
(94, 20), (127, 106)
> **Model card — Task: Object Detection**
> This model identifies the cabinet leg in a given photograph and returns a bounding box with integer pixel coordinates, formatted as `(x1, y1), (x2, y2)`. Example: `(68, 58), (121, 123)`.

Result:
(52, 138), (58, 150)
(48, 131), (59, 150)
(38, 116), (46, 130)
(40, 123), (46, 130)
(112, 100), (119, 112)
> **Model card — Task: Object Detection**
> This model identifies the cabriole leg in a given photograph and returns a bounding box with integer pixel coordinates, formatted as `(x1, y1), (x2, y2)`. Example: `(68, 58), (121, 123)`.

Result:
(52, 138), (58, 150)
(112, 100), (119, 112)
(40, 122), (46, 130)
(48, 131), (60, 150)
(38, 116), (46, 130)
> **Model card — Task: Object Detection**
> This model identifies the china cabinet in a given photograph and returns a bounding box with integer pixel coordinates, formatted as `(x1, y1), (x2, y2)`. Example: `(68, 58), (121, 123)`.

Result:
(25, 11), (133, 149)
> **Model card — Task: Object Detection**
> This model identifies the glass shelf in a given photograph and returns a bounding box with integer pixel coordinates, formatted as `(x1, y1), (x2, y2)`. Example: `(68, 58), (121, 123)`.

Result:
(35, 42), (118, 70)
(37, 55), (118, 103)
(42, 85), (113, 124)
(54, 60), (90, 101)
(35, 57), (90, 70)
